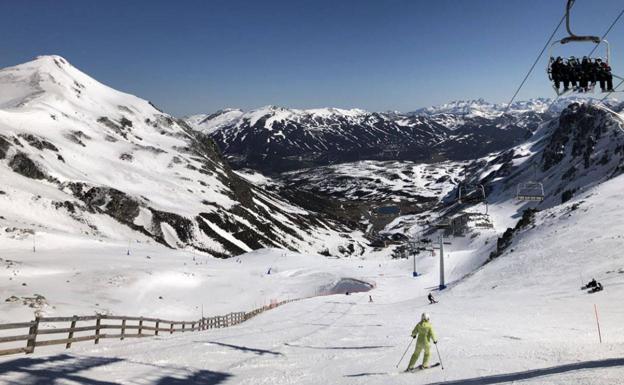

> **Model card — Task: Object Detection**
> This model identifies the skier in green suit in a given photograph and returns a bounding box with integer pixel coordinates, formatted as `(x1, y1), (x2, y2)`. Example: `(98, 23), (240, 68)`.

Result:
(407, 312), (437, 371)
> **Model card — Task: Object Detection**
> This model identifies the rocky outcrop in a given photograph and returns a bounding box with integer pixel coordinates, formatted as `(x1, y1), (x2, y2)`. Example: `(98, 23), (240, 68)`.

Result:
(9, 153), (46, 180)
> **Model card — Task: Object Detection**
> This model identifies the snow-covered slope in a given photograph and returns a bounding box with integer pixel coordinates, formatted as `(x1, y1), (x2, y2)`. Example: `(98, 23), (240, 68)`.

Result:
(1, 168), (622, 384)
(0, 56), (367, 258)
(282, 160), (463, 202)
(185, 108), (244, 135)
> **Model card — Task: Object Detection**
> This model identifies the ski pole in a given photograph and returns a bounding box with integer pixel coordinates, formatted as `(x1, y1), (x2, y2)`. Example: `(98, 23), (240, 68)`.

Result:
(396, 338), (414, 368)
(434, 342), (444, 370)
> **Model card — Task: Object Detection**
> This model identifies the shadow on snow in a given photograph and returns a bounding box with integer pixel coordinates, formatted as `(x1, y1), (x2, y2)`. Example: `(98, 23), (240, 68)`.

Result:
(200, 341), (283, 356)
(285, 342), (393, 350)
(0, 353), (231, 385)
(425, 358), (624, 385)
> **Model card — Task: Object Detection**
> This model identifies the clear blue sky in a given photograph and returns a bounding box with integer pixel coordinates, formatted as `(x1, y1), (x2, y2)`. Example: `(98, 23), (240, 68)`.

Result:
(0, 0), (622, 116)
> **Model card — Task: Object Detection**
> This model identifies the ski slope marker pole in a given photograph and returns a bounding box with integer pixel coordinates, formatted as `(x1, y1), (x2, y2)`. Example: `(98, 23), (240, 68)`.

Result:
(434, 342), (444, 370)
(396, 338), (414, 368)
(594, 304), (602, 343)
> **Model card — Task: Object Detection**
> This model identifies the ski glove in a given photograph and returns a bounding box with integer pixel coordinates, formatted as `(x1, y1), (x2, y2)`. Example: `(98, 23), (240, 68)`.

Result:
(434, 340), (438, 344)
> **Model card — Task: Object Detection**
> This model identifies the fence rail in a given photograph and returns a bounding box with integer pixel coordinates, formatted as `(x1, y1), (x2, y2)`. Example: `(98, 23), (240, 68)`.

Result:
(0, 299), (298, 357)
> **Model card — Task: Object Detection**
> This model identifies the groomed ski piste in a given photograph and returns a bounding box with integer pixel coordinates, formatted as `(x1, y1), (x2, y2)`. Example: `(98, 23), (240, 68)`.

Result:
(1, 170), (624, 384)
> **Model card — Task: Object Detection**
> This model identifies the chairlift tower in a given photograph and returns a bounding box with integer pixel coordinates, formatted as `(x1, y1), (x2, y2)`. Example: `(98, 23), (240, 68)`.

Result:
(439, 236), (446, 290)
(434, 236), (451, 290)
(407, 240), (419, 277)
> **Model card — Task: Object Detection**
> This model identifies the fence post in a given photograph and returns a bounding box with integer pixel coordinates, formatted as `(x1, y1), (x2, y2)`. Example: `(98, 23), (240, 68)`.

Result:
(95, 315), (101, 344)
(26, 316), (40, 354)
(191, 322), (195, 332)
(155, 320), (160, 336)
(121, 319), (126, 340)
(66, 316), (77, 349)
(170, 322), (174, 334)
(138, 317), (143, 336)
(182, 322), (185, 332)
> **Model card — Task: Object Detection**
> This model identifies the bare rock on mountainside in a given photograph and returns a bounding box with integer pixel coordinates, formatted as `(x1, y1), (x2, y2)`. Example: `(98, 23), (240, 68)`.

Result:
(0, 55), (367, 258)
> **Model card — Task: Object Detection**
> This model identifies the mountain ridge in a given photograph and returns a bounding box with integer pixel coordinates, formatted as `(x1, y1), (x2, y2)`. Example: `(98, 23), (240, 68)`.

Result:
(0, 55), (367, 258)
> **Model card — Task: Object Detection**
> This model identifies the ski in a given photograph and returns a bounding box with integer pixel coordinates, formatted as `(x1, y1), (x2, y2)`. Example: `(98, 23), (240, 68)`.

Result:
(403, 362), (441, 373)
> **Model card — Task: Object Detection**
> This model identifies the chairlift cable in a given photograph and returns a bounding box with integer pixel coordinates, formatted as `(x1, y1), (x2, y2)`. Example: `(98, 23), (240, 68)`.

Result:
(588, 7), (624, 58)
(504, 8), (572, 114)
(600, 78), (624, 103)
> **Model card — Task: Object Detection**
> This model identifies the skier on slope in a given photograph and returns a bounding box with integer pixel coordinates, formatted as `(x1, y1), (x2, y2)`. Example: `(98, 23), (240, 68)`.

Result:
(406, 313), (437, 371)
(583, 278), (597, 289)
(428, 292), (438, 304)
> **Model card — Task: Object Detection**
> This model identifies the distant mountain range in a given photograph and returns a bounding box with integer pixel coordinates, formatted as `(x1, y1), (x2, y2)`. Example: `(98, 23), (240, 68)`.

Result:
(186, 99), (599, 174)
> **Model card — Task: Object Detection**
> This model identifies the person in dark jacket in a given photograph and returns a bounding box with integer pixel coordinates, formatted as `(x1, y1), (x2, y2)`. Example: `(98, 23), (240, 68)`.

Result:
(567, 57), (580, 90)
(596, 59), (614, 92)
(580, 56), (592, 91)
(562, 59), (573, 91)
(550, 57), (565, 92)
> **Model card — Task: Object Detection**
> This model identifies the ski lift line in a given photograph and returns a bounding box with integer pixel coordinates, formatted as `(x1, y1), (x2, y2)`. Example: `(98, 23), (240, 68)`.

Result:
(504, 8), (571, 113)
(587, 6), (624, 58)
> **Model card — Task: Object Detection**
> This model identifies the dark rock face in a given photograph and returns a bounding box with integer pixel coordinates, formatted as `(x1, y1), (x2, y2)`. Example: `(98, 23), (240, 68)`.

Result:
(489, 208), (538, 261)
(17, 134), (58, 152)
(97, 116), (130, 139)
(0, 135), (10, 159)
(79, 186), (141, 222)
(543, 103), (611, 172)
(9, 153), (46, 180)
(150, 209), (194, 244)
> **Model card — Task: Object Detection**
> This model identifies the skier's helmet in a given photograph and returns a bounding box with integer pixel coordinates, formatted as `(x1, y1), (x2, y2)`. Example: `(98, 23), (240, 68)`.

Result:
(421, 312), (430, 321)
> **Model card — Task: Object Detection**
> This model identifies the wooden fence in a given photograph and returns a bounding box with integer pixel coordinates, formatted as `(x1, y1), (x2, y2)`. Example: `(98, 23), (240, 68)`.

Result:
(0, 299), (298, 357)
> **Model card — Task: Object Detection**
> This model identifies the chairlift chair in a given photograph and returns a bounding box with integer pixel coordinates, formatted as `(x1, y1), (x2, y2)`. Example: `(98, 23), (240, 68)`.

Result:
(458, 184), (486, 204)
(516, 182), (545, 201)
(434, 218), (451, 229)
(547, 0), (613, 96)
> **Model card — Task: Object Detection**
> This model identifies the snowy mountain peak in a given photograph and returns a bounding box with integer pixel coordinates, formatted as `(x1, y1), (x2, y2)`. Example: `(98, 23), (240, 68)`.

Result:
(0, 55), (159, 116)
(411, 98), (553, 118)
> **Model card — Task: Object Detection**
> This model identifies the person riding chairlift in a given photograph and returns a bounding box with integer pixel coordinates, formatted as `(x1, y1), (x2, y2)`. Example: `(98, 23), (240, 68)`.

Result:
(550, 57), (565, 92)
(595, 58), (614, 92)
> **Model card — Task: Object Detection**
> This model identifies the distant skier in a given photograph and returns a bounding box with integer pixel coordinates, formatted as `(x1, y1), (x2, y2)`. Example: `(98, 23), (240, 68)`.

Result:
(406, 313), (437, 371)
(588, 282), (604, 294)
(582, 278), (597, 290)
(267, 267), (272, 275)
(428, 293), (438, 304)
(369, 295), (373, 303)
